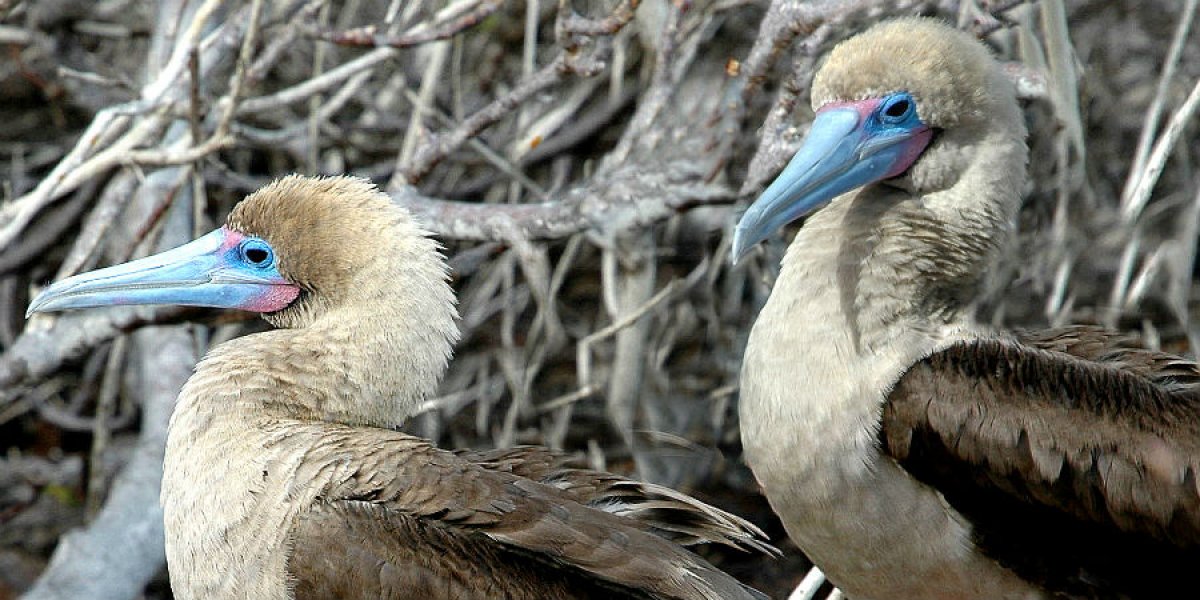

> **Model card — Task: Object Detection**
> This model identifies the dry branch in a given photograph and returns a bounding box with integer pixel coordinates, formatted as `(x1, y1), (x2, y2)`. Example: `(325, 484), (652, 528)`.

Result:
(397, 45), (610, 184)
(315, 0), (503, 48)
(0, 1), (256, 252)
(17, 162), (203, 600)
(4, 1), (1199, 599)
(396, 169), (735, 242)
(0, 307), (187, 394)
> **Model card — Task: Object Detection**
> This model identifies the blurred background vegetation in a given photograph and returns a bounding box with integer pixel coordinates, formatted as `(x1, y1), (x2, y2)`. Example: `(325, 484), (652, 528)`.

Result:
(1, 0), (1198, 598)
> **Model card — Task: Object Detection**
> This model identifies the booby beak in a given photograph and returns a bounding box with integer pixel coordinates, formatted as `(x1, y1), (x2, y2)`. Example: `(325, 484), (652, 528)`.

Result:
(731, 95), (933, 263)
(27, 227), (300, 317)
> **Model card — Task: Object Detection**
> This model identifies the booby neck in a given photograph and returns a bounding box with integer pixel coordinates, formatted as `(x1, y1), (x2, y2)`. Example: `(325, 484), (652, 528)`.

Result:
(738, 121), (1037, 600)
(768, 113), (1026, 353)
(176, 176), (459, 430)
(156, 178), (459, 600)
(739, 72), (1027, 481)
(735, 20), (1036, 598)
(174, 299), (455, 431)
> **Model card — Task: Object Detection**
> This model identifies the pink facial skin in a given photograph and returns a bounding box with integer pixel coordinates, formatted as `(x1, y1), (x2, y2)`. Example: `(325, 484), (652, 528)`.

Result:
(818, 98), (933, 179)
(886, 127), (933, 178)
(218, 227), (247, 252)
(818, 98), (884, 121)
(244, 285), (301, 313)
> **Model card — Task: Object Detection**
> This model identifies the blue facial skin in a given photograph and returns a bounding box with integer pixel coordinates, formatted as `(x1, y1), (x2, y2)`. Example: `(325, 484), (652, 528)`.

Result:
(871, 92), (922, 134)
(26, 228), (298, 316)
(732, 91), (931, 263)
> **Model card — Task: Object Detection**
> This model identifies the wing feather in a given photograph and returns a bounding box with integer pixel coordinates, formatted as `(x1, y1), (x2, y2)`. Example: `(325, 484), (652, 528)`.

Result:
(459, 446), (777, 554)
(883, 329), (1200, 597)
(285, 430), (768, 600)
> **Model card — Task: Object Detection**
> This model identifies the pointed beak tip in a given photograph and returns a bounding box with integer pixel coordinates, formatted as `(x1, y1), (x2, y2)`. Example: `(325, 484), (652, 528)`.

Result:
(730, 240), (751, 267)
(730, 227), (751, 266)
(25, 292), (50, 319)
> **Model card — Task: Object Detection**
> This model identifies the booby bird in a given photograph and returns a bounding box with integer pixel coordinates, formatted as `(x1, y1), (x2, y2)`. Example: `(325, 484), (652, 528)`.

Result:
(733, 18), (1200, 600)
(28, 175), (773, 600)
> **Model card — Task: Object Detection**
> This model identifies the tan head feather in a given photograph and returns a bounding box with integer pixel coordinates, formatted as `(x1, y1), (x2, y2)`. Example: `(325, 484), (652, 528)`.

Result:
(812, 18), (1005, 128)
(226, 175), (454, 332)
(192, 174), (459, 427)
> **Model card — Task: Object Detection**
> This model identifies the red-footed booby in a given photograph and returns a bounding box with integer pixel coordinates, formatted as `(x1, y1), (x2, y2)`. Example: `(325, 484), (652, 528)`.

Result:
(28, 175), (773, 600)
(733, 18), (1200, 600)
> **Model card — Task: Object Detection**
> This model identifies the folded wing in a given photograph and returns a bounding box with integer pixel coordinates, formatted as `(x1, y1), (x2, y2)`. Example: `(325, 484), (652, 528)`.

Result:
(883, 327), (1200, 597)
(287, 430), (770, 600)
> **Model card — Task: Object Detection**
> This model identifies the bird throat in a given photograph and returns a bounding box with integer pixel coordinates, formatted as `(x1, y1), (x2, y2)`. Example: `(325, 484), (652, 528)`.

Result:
(159, 302), (452, 598)
(737, 128), (1030, 598)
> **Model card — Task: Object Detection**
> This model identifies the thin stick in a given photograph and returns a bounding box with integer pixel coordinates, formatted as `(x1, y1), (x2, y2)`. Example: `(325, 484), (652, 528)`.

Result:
(238, 47), (399, 114)
(1122, 0), (1199, 206)
(576, 277), (685, 393)
(1121, 76), (1200, 224)
(85, 335), (127, 520)
(316, 0), (502, 48)
(398, 50), (600, 184)
(397, 41), (451, 170)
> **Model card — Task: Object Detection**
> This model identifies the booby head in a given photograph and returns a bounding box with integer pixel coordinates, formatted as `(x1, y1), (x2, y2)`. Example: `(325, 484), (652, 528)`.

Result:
(28, 175), (455, 330)
(29, 175), (459, 427)
(732, 18), (1021, 262)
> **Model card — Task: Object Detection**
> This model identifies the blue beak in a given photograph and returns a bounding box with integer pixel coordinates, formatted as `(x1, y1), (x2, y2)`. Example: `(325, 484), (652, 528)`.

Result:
(27, 228), (299, 317)
(731, 99), (932, 263)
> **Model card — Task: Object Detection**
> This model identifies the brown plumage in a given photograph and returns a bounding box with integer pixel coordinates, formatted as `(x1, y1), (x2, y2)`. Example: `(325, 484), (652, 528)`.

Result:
(886, 330), (1200, 597)
(733, 18), (1200, 600)
(29, 175), (771, 600)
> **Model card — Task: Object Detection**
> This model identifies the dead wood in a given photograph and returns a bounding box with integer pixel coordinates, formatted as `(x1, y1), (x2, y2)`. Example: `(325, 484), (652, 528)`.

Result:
(2, 0), (1199, 598)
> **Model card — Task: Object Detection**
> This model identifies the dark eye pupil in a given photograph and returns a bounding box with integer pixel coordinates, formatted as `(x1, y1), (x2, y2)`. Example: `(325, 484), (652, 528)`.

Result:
(885, 100), (910, 118)
(246, 248), (269, 264)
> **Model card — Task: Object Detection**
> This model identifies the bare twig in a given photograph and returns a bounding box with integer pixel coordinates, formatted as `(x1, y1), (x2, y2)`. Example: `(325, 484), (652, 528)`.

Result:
(601, 0), (686, 169)
(968, 0), (1030, 36)
(395, 47), (608, 185)
(315, 0), (502, 48)
(237, 46), (398, 114)
(0, 0), (256, 252)
(1123, 0), (1199, 191)
(397, 41), (451, 170)
(395, 170), (735, 242)
(0, 185), (91, 275)
(603, 229), (658, 445)
(556, 0), (637, 36)
(577, 277), (688, 397)
(83, 335), (125, 520)
(1119, 50), (1200, 221)
(18, 158), (203, 600)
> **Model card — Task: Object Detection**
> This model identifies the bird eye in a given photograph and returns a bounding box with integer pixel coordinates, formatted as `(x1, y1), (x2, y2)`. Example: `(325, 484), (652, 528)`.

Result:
(239, 239), (275, 268)
(879, 93), (915, 123)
